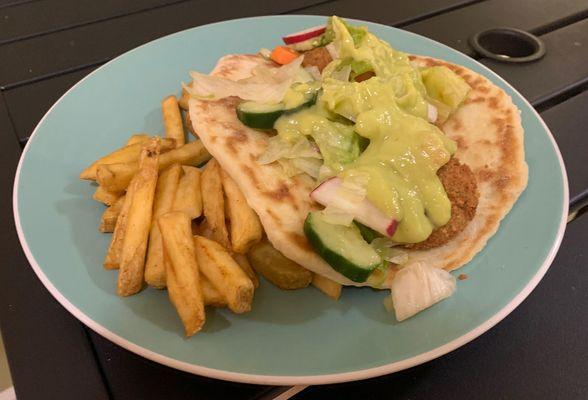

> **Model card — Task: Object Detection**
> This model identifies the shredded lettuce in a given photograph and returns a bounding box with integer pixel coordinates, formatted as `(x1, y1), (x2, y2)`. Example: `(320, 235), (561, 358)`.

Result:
(318, 164), (336, 181)
(321, 16), (367, 47)
(388, 262), (456, 321)
(274, 107), (362, 172)
(258, 136), (321, 165)
(185, 56), (307, 103)
(276, 157), (322, 179)
(305, 66), (322, 81)
(338, 58), (373, 79)
(370, 238), (408, 265)
(330, 64), (352, 82)
(311, 122), (363, 171)
(258, 136), (322, 179)
(292, 157), (322, 178)
(277, 159), (300, 177)
(327, 17), (429, 119)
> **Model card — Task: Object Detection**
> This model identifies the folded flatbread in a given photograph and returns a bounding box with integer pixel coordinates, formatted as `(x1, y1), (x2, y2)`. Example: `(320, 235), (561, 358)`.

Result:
(189, 54), (528, 288)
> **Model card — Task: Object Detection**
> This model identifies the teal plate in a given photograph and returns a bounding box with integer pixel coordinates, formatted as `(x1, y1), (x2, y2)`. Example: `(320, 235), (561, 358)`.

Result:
(14, 16), (568, 385)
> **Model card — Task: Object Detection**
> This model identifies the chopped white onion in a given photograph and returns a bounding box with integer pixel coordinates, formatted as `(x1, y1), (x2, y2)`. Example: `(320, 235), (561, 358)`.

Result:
(388, 262), (456, 321)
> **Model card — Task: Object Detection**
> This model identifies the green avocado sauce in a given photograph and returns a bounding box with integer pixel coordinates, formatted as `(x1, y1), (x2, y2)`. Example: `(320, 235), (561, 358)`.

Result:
(274, 16), (468, 244)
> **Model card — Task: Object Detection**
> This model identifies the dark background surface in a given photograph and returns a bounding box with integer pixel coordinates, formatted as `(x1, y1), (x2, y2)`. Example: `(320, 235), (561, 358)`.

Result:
(1, 1), (587, 399)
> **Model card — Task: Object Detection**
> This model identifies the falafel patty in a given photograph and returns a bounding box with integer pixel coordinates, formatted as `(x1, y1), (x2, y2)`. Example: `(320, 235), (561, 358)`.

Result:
(407, 158), (479, 250)
(301, 46), (332, 72)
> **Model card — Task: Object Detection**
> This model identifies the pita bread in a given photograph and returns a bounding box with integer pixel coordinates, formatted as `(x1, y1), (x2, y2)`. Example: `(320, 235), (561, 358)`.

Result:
(189, 54), (528, 288)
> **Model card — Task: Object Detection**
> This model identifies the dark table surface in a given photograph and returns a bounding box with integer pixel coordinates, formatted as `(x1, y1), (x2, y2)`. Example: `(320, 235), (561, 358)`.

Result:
(1, 1), (587, 399)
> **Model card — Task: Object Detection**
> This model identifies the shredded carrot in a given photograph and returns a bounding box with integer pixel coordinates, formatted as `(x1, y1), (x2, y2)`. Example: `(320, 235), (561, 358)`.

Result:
(270, 46), (299, 65)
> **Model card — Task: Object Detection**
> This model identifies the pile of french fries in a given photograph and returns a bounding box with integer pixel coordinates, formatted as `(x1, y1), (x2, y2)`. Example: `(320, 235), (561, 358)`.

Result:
(80, 92), (342, 336)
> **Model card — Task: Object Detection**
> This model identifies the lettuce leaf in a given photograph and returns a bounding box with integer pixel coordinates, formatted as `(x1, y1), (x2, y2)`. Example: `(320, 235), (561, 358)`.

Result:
(186, 56), (307, 103)
(320, 16), (367, 47)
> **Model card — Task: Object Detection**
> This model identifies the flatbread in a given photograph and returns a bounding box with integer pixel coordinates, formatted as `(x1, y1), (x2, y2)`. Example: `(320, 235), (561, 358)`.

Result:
(189, 54), (528, 288)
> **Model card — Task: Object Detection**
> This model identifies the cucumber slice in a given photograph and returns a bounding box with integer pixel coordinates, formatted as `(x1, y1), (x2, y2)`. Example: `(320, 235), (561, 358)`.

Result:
(236, 87), (317, 130)
(356, 222), (382, 244)
(236, 102), (284, 130)
(304, 211), (382, 282)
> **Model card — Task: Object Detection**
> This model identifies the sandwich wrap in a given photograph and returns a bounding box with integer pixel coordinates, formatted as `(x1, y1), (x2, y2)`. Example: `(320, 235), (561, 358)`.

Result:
(189, 53), (528, 288)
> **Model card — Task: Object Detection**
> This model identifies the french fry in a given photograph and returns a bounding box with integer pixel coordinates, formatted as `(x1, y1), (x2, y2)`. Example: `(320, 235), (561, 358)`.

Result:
(159, 212), (205, 336)
(196, 220), (257, 288)
(116, 140), (160, 296)
(312, 274), (342, 301)
(104, 188), (134, 270)
(190, 221), (227, 303)
(96, 141), (211, 192)
(145, 164), (183, 288)
(172, 166), (202, 219)
(221, 169), (262, 253)
(233, 253), (259, 288)
(202, 276), (226, 307)
(193, 235), (254, 313)
(96, 162), (138, 193)
(99, 195), (125, 233)
(92, 185), (122, 206)
(201, 159), (231, 249)
(178, 87), (190, 110)
(247, 240), (312, 290)
(126, 133), (150, 146)
(162, 95), (185, 148)
(80, 138), (175, 180)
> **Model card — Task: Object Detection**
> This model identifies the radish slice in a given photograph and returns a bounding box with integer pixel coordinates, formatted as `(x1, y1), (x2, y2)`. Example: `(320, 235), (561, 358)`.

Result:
(311, 177), (398, 237)
(282, 25), (326, 45)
